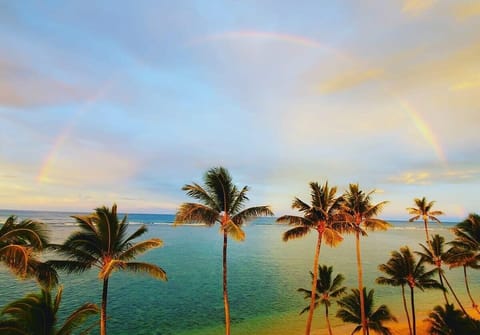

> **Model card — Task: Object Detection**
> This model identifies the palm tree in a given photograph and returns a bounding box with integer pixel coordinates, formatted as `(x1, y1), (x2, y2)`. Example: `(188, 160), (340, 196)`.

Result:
(174, 167), (273, 335)
(407, 197), (444, 252)
(427, 303), (480, 334)
(336, 287), (397, 335)
(48, 204), (167, 335)
(341, 183), (389, 335)
(277, 181), (344, 335)
(0, 286), (99, 335)
(416, 234), (469, 316)
(0, 215), (58, 288)
(298, 265), (347, 335)
(376, 246), (442, 335)
(447, 213), (480, 314)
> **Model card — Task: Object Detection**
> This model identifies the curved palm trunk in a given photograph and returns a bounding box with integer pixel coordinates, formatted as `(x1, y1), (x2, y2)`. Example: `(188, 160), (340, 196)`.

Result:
(305, 231), (323, 335)
(441, 271), (469, 317)
(325, 303), (332, 335)
(463, 265), (480, 314)
(223, 231), (230, 335)
(355, 230), (367, 335)
(101, 277), (109, 335)
(438, 268), (449, 304)
(401, 285), (412, 335)
(410, 286), (416, 335)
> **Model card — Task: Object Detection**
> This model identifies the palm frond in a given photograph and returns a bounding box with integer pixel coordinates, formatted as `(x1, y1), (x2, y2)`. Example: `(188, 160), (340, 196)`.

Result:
(47, 260), (94, 274)
(222, 220), (245, 242)
(232, 206), (274, 225)
(291, 197), (311, 212)
(123, 225), (148, 246)
(99, 259), (126, 279)
(230, 186), (249, 214)
(282, 226), (311, 242)
(363, 218), (391, 231)
(182, 182), (219, 210)
(123, 262), (167, 281)
(57, 303), (99, 335)
(322, 228), (343, 247)
(276, 215), (310, 226)
(174, 203), (219, 226)
(118, 238), (163, 261)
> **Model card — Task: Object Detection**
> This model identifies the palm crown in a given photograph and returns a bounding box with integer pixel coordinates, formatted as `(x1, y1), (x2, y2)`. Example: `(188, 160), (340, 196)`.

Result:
(0, 215), (58, 288)
(175, 167), (274, 239)
(0, 286), (99, 335)
(48, 204), (166, 335)
(277, 181), (344, 245)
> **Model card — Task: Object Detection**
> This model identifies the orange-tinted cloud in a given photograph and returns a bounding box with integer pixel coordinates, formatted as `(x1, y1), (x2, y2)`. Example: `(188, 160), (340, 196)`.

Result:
(453, 1), (480, 20)
(402, 0), (436, 15)
(0, 57), (90, 107)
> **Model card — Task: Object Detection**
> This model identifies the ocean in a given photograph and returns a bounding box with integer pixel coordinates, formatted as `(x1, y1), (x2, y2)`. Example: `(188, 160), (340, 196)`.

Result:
(0, 210), (475, 334)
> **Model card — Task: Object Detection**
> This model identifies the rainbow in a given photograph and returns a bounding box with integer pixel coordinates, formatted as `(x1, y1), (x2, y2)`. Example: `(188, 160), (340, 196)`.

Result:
(193, 29), (448, 164)
(37, 82), (113, 183)
(190, 30), (324, 49)
(398, 100), (447, 164)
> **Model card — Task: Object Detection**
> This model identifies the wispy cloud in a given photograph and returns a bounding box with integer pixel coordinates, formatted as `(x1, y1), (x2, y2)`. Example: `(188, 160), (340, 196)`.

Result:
(452, 1), (480, 20)
(402, 0), (437, 15)
(0, 57), (89, 108)
(318, 68), (384, 94)
(389, 168), (480, 185)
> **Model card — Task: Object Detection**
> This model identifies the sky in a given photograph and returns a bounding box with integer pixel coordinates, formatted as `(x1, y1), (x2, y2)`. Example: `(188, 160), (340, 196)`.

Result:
(1, 1), (479, 220)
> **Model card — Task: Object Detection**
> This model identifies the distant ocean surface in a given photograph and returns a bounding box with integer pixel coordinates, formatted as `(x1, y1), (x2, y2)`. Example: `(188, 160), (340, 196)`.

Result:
(0, 210), (474, 335)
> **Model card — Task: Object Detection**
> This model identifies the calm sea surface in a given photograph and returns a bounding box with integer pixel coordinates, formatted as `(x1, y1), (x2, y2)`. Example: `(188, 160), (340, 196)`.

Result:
(0, 210), (476, 334)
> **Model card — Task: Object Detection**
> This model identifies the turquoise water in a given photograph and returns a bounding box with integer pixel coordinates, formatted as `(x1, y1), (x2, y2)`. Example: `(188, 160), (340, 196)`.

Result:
(0, 210), (476, 334)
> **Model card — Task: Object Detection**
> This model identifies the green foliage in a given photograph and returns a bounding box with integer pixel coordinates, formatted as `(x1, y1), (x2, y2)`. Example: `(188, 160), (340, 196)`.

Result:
(0, 215), (58, 288)
(0, 286), (98, 335)
(175, 166), (274, 238)
(298, 265), (346, 313)
(277, 181), (343, 247)
(427, 304), (480, 334)
(341, 183), (390, 234)
(48, 204), (166, 281)
(336, 288), (397, 335)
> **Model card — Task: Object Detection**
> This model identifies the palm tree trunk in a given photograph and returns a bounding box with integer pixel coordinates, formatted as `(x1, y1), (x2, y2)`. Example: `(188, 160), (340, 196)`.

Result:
(441, 271), (470, 317)
(355, 230), (367, 335)
(325, 303), (332, 335)
(438, 268), (449, 304)
(401, 285), (412, 335)
(223, 231), (230, 335)
(101, 277), (109, 335)
(305, 231), (322, 335)
(463, 265), (480, 314)
(423, 218), (432, 252)
(410, 286), (416, 335)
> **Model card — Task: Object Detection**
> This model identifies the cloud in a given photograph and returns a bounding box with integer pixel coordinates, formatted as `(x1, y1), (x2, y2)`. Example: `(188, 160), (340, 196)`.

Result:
(452, 1), (480, 20)
(318, 68), (384, 94)
(402, 0), (437, 15)
(388, 168), (480, 185)
(0, 57), (91, 108)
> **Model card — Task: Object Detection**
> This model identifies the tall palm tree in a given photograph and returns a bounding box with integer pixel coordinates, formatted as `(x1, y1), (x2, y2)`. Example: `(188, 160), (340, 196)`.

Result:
(341, 183), (389, 335)
(416, 234), (469, 316)
(0, 286), (99, 335)
(377, 246), (442, 335)
(48, 204), (167, 335)
(0, 215), (58, 288)
(277, 181), (344, 335)
(174, 167), (273, 335)
(298, 265), (347, 335)
(427, 303), (480, 334)
(447, 213), (480, 314)
(336, 287), (397, 335)
(407, 197), (444, 252)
